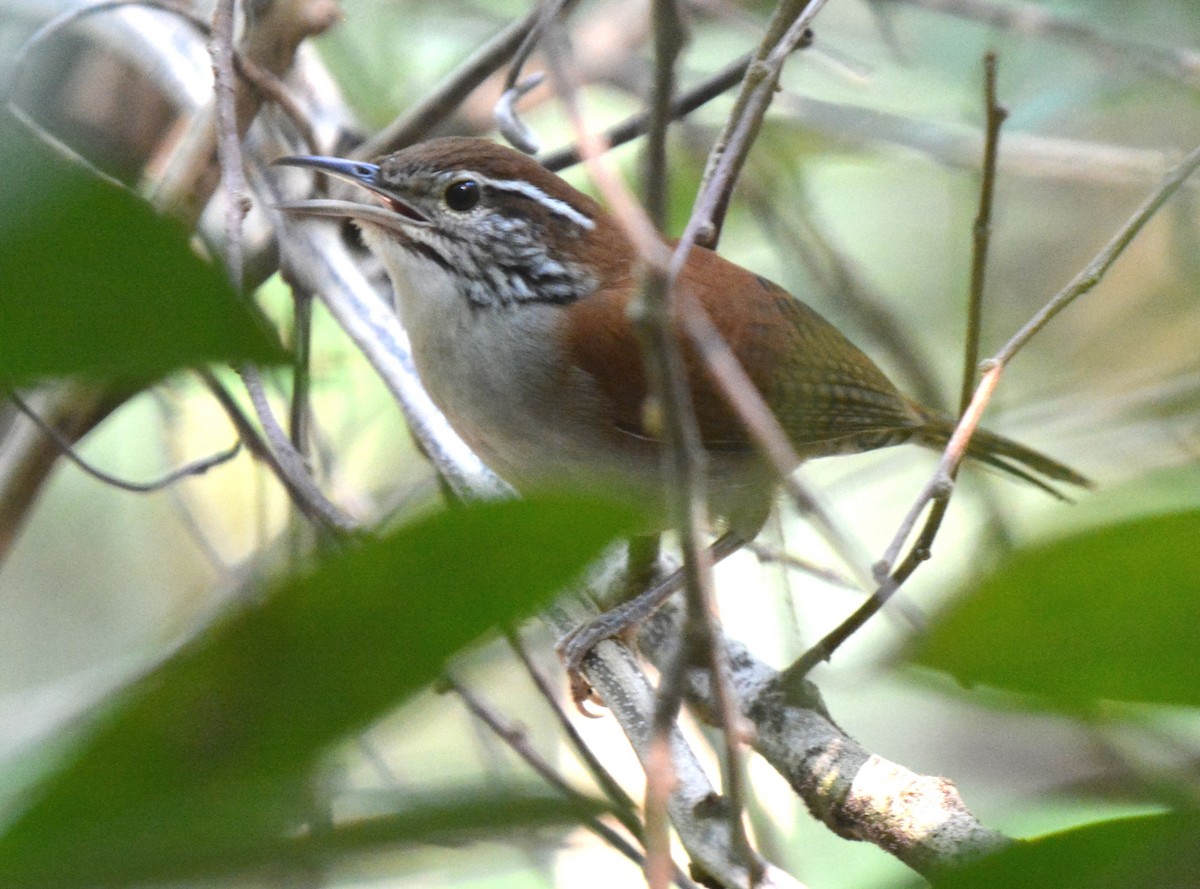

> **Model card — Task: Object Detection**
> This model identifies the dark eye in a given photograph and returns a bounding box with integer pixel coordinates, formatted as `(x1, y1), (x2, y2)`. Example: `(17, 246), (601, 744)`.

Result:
(444, 178), (480, 212)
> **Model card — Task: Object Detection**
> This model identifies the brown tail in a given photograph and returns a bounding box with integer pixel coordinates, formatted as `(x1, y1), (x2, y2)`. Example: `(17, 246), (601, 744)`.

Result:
(913, 406), (1093, 500)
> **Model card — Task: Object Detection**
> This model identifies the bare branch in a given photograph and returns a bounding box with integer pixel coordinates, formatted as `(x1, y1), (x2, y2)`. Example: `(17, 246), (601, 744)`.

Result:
(544, 570), (809, 889)
(746, 542), (858, 591)
(505, 628), (648, 843)
(150, 0), (340, 221)
(237, 364), (357, 534)
(537, 20), (767, 884)
(958, 52), (1006, 416)
(8, 393), (240, 495)
(674, 0), (821, 255)
(354, 2), (577, 158)
(540, 50), (752, 172)
(444, 674), (655, 878)
(790, 138), (1200, 675)
(995, 142), (1200, 365)
(640, 599), (1012, 877)
(0, 387), (132, 562)
(210, 0), (249, 288)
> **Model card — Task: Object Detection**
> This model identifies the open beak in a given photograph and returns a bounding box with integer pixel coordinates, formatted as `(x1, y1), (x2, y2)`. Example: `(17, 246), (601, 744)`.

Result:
(274, 155), (383, 192)
(272, 155), (429, 232)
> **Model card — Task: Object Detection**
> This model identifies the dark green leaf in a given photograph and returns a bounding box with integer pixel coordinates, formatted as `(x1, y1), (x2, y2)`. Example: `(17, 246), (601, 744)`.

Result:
(0, 124), (285, 387)
(933, 810), (1200, 889)
(7, 788), (601, 888)
(909, 510), (1200, 708)
(0, 493), (638, 887)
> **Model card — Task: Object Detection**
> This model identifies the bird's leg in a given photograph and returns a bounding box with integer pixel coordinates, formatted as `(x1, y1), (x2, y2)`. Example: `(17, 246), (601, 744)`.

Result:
(557, 529), (748, 703)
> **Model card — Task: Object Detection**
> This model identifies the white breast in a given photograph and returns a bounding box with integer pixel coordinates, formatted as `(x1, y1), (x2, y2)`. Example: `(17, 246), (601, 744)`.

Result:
(373, 242), (644, 492)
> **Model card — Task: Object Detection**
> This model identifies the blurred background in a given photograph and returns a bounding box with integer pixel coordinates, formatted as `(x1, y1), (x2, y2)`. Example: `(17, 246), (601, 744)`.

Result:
(0, 0), (1197, 886)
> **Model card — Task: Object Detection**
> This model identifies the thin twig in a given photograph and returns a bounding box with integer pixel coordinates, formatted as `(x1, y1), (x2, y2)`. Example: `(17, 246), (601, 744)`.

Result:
(746, 542), (858, 591)
(541, 10), (838, 878)
(536, 35), (805, 883)
(493, 0), (578, 153)
(444, 675), (652, 876)
(946, 52), (1018, 550)
(501, 0), (570, 96)
(196, 370), (270, 460)
(678, 299), (875, 590)
(788, 139), (1200, 676)
(232, 52), (321, 155)
(539, 8), (762, 881)
(545, 70), (1191, 189)
(636, 4), (709, 887)
(285, 282), (318, 558)
(354, 3), (574, 159)
(772, 91), (1194, 188)
(644, 8), (841, 666)
(288, 287), (315, 454)
(504, 628), (648, 842)
(996, 143), (1200, 364)
(540, 15), (727, 882)
(643, 3), (764, 880)
(495, 72), (547, 154)
(958, 52), (1006, 416)
(541, 51), (753, 172)
(198, 366), (324, 524)
(238, 365), (358, 534)
(8, 392), (241, 494)
(211, 0), (340, 535)
(642, 0), (679, 234)
(674, 0), (822, 255)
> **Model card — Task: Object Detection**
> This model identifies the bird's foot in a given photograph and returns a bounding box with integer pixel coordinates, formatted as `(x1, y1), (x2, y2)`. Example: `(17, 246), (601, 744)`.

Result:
(556, 571), (684, 711)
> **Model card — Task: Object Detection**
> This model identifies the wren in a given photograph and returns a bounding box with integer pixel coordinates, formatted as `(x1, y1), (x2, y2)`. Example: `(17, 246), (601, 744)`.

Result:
(275, 138), (1089, 675)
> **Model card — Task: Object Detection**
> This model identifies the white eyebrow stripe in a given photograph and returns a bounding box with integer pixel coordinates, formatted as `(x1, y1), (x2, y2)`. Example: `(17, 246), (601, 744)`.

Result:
(488, 178), (596, 230)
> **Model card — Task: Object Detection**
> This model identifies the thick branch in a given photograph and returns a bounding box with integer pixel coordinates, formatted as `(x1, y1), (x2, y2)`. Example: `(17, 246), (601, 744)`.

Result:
(639, 600), (1011, 877)
(544, 576), (808, 889)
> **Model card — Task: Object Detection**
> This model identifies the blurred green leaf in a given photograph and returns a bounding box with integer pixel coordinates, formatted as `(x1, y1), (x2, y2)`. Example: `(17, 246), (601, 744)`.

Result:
(933, 810), (1200, 889)
(0, 493), (638, 887)
(0, 124), (285, 387)
(909, 510), (1200, 708)
(7, 788), (602, 887)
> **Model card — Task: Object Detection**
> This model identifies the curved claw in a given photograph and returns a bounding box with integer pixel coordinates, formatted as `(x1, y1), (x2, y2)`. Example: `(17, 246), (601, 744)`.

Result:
(555, 619), (616, 715)
(556, 595), (670, 712)
(556, 534), (753, 711)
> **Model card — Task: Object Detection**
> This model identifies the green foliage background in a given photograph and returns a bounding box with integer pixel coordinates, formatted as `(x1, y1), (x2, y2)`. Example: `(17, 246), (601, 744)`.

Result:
(0, 0), (1197, 887)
